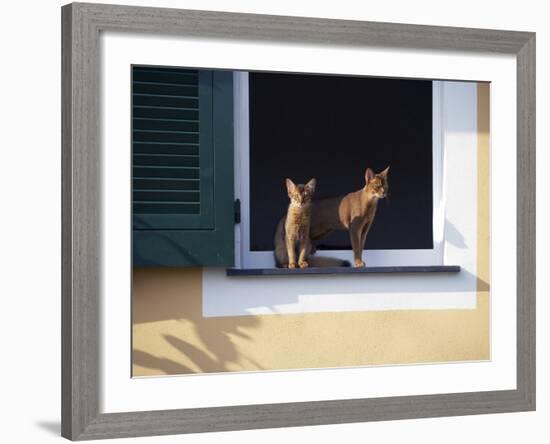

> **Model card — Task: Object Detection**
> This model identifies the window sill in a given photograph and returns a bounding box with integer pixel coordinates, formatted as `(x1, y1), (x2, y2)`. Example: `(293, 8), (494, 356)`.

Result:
(226, 265), (460, 276)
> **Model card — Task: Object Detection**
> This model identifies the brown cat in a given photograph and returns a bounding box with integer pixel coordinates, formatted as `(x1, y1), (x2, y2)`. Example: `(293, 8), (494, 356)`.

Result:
(310, 166), (389, 267)
(274, 178), (316, 268)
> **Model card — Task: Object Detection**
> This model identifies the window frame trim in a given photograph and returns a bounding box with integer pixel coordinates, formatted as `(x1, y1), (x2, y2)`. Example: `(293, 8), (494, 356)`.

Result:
(234, 73), (446, 269)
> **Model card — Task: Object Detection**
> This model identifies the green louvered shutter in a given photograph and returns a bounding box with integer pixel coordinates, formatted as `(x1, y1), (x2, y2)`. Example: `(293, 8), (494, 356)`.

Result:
(132, 66), (234, 267)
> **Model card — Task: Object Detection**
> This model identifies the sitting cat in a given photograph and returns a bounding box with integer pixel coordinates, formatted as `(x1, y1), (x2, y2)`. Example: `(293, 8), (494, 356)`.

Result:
(274, 178), (316, 268)
(310, 166), (389, 267)
(274, 178), (350, 268)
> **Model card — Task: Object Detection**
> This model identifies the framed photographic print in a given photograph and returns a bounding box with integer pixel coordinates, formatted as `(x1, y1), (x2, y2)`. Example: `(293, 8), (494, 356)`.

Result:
(61, 2), (535, 440)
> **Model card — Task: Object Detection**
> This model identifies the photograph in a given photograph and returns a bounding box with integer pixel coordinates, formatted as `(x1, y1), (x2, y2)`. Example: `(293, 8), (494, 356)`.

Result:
(54, 0), (538, 440)
(2, 0), (542, 442)
(131, 66), (491, 376)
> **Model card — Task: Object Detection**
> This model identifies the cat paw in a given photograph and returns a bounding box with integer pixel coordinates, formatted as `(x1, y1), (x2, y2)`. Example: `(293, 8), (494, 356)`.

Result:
(288, 263), (297, 269)
(354, 260), (366, 268)
(298, 261), (309, 268)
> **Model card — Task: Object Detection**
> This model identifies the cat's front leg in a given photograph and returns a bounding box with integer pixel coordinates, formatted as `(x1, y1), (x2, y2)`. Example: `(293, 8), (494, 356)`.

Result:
(357, 221), (372, 267)
(298, 238), (310, 268)
(349, 220), (365, 267)
(286, 236), (297, 268)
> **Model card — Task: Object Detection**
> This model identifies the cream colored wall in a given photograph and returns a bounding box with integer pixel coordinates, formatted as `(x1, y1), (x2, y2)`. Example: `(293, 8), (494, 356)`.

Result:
(132, 84), (490, 376)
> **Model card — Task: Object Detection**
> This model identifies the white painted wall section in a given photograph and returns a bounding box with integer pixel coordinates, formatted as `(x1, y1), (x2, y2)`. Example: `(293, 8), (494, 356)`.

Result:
(203, 81), (479, 317)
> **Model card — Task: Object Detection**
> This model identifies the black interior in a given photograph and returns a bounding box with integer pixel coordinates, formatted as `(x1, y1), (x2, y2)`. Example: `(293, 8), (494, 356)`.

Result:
(249, 72), (433, 251)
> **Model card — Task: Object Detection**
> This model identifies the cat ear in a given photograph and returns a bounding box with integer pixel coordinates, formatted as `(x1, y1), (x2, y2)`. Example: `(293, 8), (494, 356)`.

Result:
(378, 165), (390, 178)
(365, 168), (374, 184)
(305, 178), (316, 193)
(285, 178), (296, 195)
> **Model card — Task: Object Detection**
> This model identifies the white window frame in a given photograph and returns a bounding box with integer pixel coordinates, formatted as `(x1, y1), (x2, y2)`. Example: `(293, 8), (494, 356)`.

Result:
(234, 72), (447, 269)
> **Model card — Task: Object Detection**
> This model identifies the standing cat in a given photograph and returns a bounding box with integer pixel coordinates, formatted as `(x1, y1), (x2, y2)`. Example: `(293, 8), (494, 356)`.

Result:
(310, 166), (389, 267)
(274, 178), (316, 268)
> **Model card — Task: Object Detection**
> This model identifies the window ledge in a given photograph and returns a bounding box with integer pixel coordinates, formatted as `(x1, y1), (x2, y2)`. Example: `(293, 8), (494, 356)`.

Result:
(226, 265), (460, 276)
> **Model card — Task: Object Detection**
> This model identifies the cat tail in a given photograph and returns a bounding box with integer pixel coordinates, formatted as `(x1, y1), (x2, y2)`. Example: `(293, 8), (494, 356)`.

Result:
(307, 255), (351, 268)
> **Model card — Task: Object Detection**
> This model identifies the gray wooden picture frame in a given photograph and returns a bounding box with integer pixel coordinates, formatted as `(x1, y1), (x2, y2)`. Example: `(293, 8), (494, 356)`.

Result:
(61, 2), (536, 440)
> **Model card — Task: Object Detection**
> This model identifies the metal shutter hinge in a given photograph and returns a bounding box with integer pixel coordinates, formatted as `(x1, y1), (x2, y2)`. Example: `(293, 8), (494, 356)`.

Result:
(234, 199), (241, 224)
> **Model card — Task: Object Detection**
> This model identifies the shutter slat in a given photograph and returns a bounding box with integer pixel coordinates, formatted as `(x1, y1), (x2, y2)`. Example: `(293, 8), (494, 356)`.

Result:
(133, 143), (198, 156)
(133, 66), (197, 72)
(133, 67), (198, 78)
(134, 80), (198, 87)
(133, 166), (200, 179)
(133, 83), (198, 97)
(134, 191), (200, 202)
(134, 105), (198, 110)
(133, 153), (199, 157)
(134, 203), (200, 215)
(134, 120), (199, 134)
(133, 165), (199, 170)
(134, 129), (199, 135)
(133, 141), (199, 146)
(133, 154), (199, 168)
(134, 119), (198, 132)
(133, 131), (198, 144)
(133, 178), (199, 187)
(134, 188), (199, 193)
(133, 106), (198, 120)
(133, 92), (199, 100)
(134, 117), (199, 122)
(133, 95), (198, 108)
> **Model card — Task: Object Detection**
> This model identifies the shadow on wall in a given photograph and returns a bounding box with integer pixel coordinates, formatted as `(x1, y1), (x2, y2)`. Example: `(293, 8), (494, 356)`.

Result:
(445, 220), (468, 249)
(132, 349), (194, 375)
(132, 267), (262, 374)
(444, 219), (489, 292)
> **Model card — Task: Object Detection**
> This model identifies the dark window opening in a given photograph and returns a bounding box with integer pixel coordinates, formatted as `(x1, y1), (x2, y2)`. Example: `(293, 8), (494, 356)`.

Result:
(249, 72), (433, 252)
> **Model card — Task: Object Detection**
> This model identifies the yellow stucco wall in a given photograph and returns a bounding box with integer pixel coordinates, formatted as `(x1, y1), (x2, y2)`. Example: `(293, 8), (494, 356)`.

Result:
(132, 83), (490, 376)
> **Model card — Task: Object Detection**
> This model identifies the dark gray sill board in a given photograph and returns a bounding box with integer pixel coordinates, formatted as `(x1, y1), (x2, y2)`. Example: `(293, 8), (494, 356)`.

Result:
(226, 265), (461, 276)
